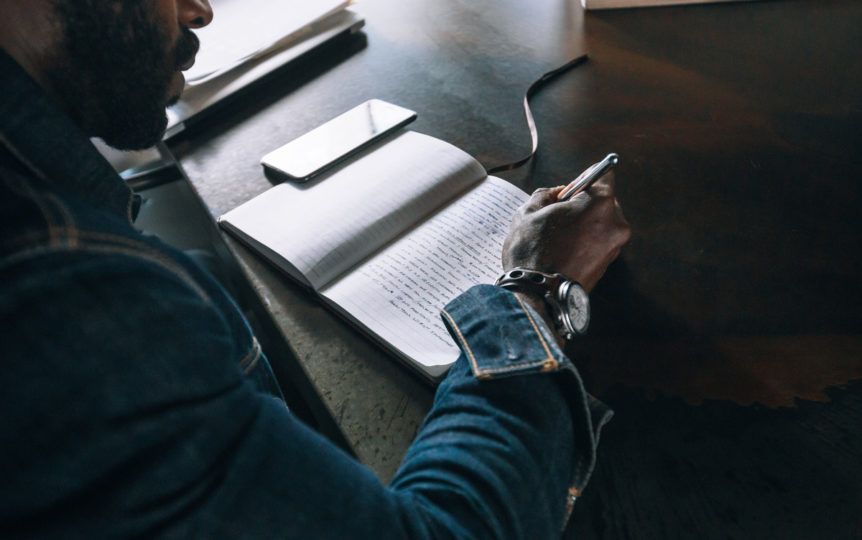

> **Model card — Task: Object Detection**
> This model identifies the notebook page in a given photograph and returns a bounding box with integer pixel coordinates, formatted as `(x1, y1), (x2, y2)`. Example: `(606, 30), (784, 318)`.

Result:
(218, 131), (486, 290)
(320, 176), (529, 377)
(185, 0), (349, 84)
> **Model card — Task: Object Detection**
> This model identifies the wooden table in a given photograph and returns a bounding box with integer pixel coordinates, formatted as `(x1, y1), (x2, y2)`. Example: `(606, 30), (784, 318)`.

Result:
(171, 0), (862, 537)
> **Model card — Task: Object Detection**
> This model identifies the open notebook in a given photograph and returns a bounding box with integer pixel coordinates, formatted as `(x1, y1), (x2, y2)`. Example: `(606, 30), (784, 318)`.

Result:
(219, 131), (530, 380)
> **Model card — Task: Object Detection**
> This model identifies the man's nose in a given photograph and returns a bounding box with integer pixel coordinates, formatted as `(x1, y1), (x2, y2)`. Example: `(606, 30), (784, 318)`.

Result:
(178, 0), (213, 29)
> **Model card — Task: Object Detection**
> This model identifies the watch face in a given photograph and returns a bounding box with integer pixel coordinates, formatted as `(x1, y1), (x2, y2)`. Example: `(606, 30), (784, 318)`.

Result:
(562, 282), (590, 334)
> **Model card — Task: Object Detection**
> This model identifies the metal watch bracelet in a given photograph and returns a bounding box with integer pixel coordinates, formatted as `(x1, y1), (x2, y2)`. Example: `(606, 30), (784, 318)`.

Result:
(495, 268), (589, 339)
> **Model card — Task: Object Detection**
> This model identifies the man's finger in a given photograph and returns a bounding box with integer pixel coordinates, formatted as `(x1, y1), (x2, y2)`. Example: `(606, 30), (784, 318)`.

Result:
(523, 186), (565, 212)
(586, 170), (615, 198)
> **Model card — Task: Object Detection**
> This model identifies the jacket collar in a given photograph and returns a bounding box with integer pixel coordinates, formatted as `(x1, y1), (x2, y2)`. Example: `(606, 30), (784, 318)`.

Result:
(0, 47), (135, 222)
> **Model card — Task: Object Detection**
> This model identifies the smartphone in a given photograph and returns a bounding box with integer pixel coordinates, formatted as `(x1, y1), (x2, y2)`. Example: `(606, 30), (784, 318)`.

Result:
(260, 99), (417, 182)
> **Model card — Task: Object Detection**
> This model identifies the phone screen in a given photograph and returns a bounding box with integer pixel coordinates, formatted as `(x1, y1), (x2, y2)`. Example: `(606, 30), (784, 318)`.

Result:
(260, 99), (417, 182)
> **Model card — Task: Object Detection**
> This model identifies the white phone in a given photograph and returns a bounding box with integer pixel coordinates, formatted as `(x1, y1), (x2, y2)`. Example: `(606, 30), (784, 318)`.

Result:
(260, 99), (417, 182)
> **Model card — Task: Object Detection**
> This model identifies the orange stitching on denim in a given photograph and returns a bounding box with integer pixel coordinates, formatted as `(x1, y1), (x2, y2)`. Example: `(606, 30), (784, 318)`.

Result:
(45, 191), (79, 248)
(34, 194), (61, 246)
(472, 359), (549, 377)
(442, 296), (563, 379)
(440, 308), (479, 375)
(1, 229), (124, 262)
(78, 230), (156, 249)
(78, 231), (190, 267)
(240, 337), (262, 373)
(512, 294), (557, 369)
(563, 486), (580, 527)
(125, 192), (135, 225)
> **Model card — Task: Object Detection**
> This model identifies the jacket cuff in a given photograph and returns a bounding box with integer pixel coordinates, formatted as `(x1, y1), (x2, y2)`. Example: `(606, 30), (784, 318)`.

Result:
(440, 284), (613, 504)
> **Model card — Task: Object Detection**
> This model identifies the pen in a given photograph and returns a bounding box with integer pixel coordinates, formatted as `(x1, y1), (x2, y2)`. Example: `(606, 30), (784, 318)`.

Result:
(557, 153), (619, 201)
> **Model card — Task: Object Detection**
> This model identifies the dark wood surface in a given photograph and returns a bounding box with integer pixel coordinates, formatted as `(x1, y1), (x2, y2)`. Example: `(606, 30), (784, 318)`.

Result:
(172, 0), (862, 537)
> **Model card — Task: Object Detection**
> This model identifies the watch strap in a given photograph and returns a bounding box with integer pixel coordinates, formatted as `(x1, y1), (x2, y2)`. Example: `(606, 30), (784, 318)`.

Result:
(495, 268), (589, 340)
(495, 268), (564, 297)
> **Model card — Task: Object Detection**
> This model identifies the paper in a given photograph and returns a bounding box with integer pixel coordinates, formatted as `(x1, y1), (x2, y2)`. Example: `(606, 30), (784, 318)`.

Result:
(321, 177), (529, 375)
(185, 0), (350, 84)
(220, 131), (486, 289)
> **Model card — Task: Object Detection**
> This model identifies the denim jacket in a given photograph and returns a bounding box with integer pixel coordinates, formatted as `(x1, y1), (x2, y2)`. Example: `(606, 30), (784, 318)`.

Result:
(0, 48), (611, 538)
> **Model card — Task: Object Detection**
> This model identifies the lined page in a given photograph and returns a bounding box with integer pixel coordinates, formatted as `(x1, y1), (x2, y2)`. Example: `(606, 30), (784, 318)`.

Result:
(321, 176), (529, 377)
(219, 131), (487, 290)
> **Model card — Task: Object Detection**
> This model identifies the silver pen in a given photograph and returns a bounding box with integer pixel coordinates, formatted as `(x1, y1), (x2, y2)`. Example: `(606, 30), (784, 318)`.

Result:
(557, 153), (619, 201)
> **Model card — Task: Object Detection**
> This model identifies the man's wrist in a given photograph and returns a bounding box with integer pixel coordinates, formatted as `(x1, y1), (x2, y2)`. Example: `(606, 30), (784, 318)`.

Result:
(497, 267), (591, 343)
(512, 291), (566, 348)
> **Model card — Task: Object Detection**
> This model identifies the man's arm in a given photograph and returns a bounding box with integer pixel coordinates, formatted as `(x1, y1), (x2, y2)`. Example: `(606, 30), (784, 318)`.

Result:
(1, 172), (629, 538)
(0, 268), (585, 538)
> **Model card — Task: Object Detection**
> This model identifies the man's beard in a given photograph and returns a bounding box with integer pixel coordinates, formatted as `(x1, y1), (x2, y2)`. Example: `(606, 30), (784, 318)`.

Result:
(47, 1), (199, 150)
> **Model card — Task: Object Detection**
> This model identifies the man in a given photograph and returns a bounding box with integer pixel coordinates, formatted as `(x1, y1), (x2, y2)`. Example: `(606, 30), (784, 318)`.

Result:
(0, 0), (631, 537)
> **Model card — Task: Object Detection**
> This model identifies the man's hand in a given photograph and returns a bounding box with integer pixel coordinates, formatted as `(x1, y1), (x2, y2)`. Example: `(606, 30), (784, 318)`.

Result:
(502, 171), (631, 293)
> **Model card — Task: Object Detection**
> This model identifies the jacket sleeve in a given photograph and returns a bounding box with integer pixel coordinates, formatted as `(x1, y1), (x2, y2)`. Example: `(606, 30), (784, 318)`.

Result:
(183, 285), (612, 539)
(2, 244), (610, 539)
(389, 284), (613, 538)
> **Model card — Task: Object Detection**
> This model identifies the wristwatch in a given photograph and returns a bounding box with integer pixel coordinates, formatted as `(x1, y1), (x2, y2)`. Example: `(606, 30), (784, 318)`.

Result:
(495, 268), (590, 340)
